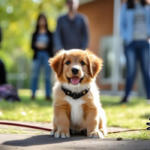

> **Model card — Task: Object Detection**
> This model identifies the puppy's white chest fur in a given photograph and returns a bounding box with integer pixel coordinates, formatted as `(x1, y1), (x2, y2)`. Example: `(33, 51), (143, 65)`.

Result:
(64, 96), (85, 125)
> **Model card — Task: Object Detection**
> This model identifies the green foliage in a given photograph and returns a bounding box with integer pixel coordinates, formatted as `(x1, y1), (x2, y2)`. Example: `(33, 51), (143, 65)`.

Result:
(0, 0), (66, 72)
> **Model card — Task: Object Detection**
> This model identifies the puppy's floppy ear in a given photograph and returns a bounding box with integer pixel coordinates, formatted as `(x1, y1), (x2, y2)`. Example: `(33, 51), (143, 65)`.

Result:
(86, 50), (103, 78)
(49, 50), (66, 77)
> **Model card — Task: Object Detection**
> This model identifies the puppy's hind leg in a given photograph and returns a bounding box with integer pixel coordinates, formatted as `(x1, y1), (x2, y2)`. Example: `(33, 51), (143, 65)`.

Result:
(99, 108), (107, 136)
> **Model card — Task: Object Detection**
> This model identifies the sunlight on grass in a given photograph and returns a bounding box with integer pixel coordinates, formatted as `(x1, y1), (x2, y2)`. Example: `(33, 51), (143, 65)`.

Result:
(108, 131), (150, 140)
(0, 92), (150, 140)
(18, 89), (45, 97)
(0, 95), (53, 122)
(0, 128), (26, 134)
(101, 96), (150, 130)
(0, 94), (149, 128)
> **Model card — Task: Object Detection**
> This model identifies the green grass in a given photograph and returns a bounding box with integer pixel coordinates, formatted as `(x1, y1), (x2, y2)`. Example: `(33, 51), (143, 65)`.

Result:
(0, 91), (150, 139)
(102, 96), (150, 129)
(0, 128), (27, 134)
(108, 131), (150, 140)
(0, 91), (53, 122)
(0, 127), (48, 134)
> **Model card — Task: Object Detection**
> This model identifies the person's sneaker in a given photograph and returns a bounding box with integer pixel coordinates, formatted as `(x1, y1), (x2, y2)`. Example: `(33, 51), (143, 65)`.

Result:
(119, 96), (128, 104)
(46, 97), (52, 101)
(31, 96), (35, 100)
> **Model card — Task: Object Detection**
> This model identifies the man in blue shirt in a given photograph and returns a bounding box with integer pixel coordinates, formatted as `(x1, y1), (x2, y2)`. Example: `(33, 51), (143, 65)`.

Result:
(54, 0), (89, 51)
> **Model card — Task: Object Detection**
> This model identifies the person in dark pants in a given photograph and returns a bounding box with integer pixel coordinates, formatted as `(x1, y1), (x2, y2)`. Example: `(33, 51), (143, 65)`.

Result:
(0, 60), (7, 85)
(120, 0), (150, 104)
(0, 27), (7, 85)
(31, 14), (53, 101)
(0, 27), (1, 46)
(54, 0), (89, 51)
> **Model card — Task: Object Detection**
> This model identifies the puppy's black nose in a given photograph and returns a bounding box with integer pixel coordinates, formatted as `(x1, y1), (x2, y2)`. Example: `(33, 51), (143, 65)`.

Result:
(72, 68), (79, 74)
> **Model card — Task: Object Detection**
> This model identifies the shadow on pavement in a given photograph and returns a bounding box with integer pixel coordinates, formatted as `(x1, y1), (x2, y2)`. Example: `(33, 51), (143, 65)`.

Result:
(2, 134), (150, 150)
(3, 135), (87, 147)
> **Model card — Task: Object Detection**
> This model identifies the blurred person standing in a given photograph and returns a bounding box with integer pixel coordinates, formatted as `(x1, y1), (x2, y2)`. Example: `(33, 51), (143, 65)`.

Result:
(0, 27), (1, 47)
(31, 14), (53, 101)
(0, 26), (7, 85)
(120, 0), (150, 104)
(54, 0), (89, 51)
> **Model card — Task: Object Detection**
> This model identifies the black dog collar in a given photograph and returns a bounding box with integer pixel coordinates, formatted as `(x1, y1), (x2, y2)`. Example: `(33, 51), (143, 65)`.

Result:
(61, 86), (90, 100)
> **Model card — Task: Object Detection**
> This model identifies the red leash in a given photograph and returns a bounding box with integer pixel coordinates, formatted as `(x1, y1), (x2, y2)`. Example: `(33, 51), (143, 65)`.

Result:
(0, 121), (147, 134)
(0, 121), (51, 132)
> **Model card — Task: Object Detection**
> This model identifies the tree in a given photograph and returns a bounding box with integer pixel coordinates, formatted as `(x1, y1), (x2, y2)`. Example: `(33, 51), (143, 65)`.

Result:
(0, 0), (66, 87)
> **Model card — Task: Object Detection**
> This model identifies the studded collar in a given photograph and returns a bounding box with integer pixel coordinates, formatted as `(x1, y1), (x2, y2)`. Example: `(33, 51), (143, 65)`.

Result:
(61, 86), (90, 100)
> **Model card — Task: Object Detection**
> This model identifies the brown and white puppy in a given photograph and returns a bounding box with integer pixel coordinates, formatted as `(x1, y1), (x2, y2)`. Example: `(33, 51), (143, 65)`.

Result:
(49, 49), (107, 138)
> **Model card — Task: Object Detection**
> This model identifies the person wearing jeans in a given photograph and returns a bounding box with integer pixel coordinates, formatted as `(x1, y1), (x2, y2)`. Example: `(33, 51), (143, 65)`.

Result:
(120, 0), (150, 104)
(31, 14), (53, 101)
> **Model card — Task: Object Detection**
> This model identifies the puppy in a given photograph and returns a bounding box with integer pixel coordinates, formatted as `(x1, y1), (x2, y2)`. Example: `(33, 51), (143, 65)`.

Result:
(49, 49), (107, 138)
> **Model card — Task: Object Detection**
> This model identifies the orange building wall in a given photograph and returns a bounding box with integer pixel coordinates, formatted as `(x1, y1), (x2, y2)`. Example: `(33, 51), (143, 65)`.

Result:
(78, 0), (114, 90)
(78, 0), (114, 55)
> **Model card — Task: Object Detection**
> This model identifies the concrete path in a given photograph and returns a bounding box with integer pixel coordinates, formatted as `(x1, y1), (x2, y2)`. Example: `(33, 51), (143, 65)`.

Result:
(0, 121), (149, 150)
(0, 134), (150, 150)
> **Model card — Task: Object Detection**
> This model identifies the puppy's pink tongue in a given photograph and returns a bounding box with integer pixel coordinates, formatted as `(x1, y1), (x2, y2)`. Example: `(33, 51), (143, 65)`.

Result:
(71, 77), (80, 85)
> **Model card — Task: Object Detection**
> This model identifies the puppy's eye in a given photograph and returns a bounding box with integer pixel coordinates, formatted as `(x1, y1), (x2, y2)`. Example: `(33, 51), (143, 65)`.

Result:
(80, 61), (85, 66)
(66, 61), (71, 65)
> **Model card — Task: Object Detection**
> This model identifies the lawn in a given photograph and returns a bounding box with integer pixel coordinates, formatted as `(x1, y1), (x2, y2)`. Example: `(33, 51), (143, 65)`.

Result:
(0, 90), (150, 140)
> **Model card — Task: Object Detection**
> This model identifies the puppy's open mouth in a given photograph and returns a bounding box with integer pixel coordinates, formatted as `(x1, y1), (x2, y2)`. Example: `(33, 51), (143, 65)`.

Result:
(67, 76), (83, 85)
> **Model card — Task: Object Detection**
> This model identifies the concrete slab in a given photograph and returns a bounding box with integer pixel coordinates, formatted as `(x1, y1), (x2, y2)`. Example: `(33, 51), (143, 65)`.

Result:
(0, 134), (150, 150)
(1, 121), (149, 150)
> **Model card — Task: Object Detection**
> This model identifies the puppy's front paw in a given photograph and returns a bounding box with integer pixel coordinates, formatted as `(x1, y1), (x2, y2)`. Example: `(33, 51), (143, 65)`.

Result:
(50, 129), (55, 136)
(100, 128), (107, 136)
(88, 130), (104, 139)
(54, 131), (70, 138)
